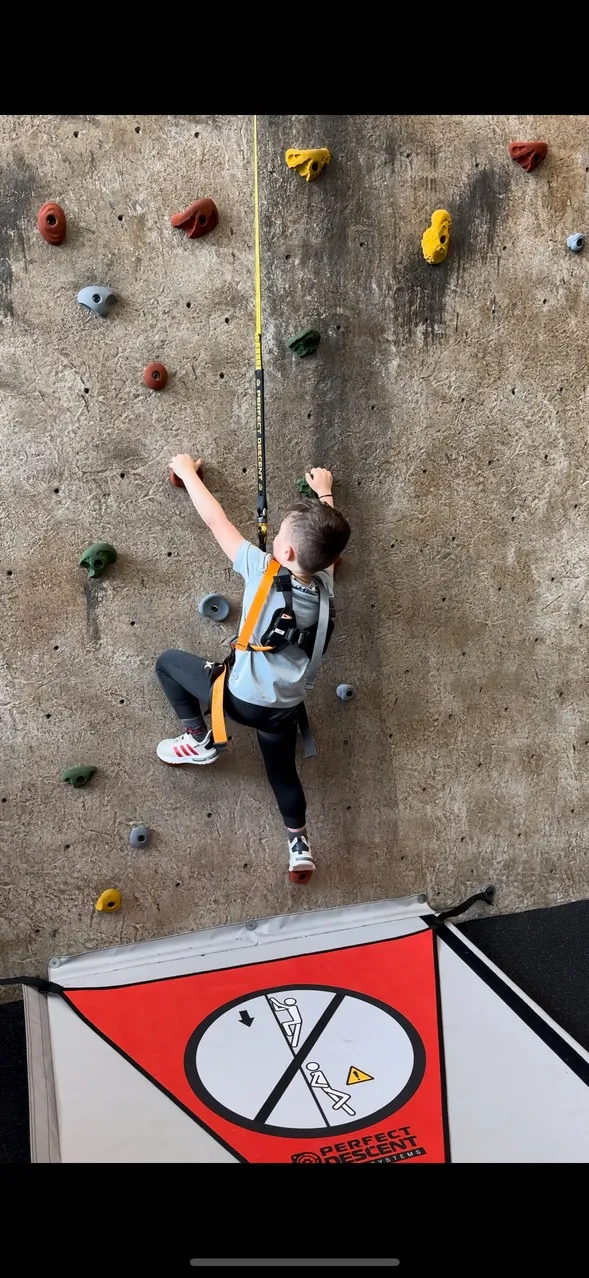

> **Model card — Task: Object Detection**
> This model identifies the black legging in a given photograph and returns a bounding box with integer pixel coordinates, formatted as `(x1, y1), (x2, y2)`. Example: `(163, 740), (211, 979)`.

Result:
(155, 649), (306, 829)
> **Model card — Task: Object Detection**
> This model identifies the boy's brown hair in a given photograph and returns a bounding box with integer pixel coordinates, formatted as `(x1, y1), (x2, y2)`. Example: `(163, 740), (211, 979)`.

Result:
(285, 499), (351, 574)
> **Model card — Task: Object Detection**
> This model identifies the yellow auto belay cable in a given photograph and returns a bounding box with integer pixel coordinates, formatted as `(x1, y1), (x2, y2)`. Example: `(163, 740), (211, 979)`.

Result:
(253, 115), (267, 554)
(208, 121), (330, 759)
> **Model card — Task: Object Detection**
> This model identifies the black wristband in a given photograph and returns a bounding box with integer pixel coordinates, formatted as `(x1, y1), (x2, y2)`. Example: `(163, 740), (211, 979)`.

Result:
(318, 494), (332, 500)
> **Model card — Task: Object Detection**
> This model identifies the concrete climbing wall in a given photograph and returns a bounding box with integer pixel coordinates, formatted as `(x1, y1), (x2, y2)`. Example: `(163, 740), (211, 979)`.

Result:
(2, 114), (588, 993)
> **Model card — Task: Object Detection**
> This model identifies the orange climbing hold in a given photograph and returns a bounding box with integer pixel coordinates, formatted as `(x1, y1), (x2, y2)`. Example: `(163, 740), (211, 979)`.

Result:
(37, 202), (67, 245)
(144, 361), (168, 391)
(171, 198), (218, 238)
(170, 462), (203, 488)
(509, 142), (548, 173)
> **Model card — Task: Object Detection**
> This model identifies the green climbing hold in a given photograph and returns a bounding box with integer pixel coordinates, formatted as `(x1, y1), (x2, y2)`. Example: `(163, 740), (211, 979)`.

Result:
(61, 765), (97, 788)
(79, 542), (117, 578)
(296, 477), (318, 500)
(288, 328), (320, 358)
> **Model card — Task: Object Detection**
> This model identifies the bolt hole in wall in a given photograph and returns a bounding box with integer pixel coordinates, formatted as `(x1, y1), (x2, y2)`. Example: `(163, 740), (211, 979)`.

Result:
(118, 215), (123, 222)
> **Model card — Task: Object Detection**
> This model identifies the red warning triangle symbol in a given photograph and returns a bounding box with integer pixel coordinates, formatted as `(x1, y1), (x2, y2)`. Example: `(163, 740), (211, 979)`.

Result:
(64, 929), (447, 1163)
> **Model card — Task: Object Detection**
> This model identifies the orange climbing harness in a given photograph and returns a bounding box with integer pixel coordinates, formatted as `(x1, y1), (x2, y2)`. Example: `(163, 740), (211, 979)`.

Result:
(210, 557), (280, 749)
(209, 557), (332, 757)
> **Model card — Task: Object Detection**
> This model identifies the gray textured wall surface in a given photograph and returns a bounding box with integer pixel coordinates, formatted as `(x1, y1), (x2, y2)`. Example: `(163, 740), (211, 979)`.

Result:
(1, 114), (588, 993)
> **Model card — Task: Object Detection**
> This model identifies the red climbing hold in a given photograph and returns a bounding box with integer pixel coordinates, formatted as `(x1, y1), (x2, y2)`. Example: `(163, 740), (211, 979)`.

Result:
(171, 198), (218, 239)
(508, 142), (548, 173)
(170, 462), (203, 488)
(144, 361), (168, 391)
(37, 202), (67, 245)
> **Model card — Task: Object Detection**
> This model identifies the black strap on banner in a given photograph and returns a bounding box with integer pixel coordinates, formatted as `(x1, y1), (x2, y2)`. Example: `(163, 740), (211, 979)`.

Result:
(0, 975), (64, 996)
(425, 884), (495, 928)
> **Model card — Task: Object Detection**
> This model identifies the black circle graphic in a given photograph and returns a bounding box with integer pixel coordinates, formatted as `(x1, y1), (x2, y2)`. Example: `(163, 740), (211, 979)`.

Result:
(184, 983), (426, 1139)
(291, 1151), (322, 1163)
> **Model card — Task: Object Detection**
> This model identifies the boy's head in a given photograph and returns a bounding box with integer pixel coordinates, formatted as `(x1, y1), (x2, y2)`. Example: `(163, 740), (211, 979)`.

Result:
(273, 499), (351, 575)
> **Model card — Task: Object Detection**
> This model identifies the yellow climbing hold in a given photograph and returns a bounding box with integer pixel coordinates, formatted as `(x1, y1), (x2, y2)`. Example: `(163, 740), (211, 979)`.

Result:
(285, 148), (331, 182)
(95, 888), (122, 913)
(421, 209), (452, 264)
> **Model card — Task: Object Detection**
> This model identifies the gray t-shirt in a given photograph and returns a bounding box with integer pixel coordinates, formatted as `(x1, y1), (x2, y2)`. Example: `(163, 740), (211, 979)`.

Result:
(228, 539), (334, 709)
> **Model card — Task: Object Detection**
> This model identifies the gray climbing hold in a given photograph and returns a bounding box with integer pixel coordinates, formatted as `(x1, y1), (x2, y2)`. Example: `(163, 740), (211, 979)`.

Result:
(567, 233), (585, 253)
(336, 683), (354, 700)
(77, 285), (118, 317)
(199, 593), (230, 621)
(129, 824), (151, 848)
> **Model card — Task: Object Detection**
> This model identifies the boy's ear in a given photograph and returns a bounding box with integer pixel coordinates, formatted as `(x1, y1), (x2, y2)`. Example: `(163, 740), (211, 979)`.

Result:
(283, 542), (296, 563)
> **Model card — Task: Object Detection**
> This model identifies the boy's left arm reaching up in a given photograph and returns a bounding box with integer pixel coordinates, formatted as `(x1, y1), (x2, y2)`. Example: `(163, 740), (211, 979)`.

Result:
(169, 454), (244, 563)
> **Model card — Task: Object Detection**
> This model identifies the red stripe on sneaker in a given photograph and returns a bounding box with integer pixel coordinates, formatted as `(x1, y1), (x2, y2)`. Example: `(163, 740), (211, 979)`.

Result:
(186, 743), (199, 755)
(173, 746), (183, 758)
(180, 745), (193, 757)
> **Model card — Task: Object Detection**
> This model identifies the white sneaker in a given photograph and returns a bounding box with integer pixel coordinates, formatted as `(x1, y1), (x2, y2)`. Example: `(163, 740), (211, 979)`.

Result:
(288, 834), (315, 884)
(156, 730), (220, 766)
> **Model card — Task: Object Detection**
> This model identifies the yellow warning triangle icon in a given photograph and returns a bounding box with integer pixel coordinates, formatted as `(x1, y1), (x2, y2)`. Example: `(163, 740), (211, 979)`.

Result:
(346, 1065), (374, 1085)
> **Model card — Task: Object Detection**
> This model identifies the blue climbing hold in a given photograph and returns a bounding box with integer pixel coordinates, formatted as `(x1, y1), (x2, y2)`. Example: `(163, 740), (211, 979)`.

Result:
(129, 824), (151, 848)
(198, 593), (230, 621)
(336, 683), (354, 700)
(567, 233), (585, 253)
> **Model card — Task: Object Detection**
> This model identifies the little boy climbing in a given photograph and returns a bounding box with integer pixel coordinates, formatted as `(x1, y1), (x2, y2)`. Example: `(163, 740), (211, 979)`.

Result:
(155, 455), (350, 883)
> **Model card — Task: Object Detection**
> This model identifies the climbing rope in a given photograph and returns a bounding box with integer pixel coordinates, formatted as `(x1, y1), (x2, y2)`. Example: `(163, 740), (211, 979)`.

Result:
(253, 115), (267, 552)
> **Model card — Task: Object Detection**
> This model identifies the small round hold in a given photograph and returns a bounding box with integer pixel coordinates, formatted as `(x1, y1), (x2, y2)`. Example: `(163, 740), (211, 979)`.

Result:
(567, 233), (585, 253)
(129, 824), (151, 848)
(95, 888), (122, 913)
(38, 201), (66, 245)
(199, 593), (230, 621)
(144, 361), (168, 390)
(336, 683), (354, 700)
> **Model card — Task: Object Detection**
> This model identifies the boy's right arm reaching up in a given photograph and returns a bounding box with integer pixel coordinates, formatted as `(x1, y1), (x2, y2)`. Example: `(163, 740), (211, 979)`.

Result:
(169, 454), (244, 563)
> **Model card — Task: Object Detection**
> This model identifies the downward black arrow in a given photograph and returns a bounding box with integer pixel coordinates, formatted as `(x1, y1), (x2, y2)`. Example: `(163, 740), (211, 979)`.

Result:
(239, 1009), (254, 1027)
